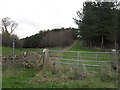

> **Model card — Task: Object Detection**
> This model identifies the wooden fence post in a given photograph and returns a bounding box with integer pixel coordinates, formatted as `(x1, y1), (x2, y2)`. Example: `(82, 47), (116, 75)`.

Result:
(43, 49), (49, 69)
(112, 49), (118, 71)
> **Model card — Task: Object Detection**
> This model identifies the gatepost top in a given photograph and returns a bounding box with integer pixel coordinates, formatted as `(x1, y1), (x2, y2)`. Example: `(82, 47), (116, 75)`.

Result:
(43, 49), (48, 53)
(112, 49), (116, 52)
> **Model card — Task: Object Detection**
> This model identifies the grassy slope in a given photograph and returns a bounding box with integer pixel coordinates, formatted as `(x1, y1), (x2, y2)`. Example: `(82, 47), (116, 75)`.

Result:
(2, 46), (43, 56)
(2, 46), (23, 56)
(2, 46), (62, 56)
(51, 40), (112, 68)
(69, 40), (101, 52)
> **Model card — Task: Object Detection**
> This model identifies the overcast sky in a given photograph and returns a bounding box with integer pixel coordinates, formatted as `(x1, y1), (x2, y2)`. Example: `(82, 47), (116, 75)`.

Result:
(0, 0), (85, 38)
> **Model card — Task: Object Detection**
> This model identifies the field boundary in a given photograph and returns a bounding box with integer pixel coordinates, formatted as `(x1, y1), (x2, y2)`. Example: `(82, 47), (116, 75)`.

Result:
(48, 50), (113, 68)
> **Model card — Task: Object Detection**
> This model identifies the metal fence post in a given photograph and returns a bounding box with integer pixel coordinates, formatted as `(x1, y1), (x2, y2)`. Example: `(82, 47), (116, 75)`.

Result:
(78, 52), (79, 60)
(96, 54), (98, 61)
(13, 39), (15, 61)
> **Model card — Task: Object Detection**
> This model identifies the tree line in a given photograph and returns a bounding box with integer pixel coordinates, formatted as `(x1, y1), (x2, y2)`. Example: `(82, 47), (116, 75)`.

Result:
(22, 28), (78, 48)
(74, 1), (120, 50)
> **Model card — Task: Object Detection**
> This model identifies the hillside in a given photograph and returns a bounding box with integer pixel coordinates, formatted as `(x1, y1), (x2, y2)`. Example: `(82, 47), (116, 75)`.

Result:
(63, 40), (102, 52)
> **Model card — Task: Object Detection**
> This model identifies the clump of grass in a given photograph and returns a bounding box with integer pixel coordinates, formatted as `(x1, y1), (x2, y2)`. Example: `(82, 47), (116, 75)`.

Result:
(23, 64), (87, 88)
(95, 67), (118, 87)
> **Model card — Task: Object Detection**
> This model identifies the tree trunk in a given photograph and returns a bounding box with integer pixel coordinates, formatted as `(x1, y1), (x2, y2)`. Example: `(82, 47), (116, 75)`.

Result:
(114, 32), (118, 51)
(101, 35), (104, 49)
(90, 39), (92, 48)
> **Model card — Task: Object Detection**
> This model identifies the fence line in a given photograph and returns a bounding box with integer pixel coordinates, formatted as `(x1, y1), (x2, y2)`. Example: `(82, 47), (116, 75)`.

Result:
(51, 58), (112, 63)
(44, 49), (114, 70)
(85, 68), (100, 70)
(49, 55), (112, 59)
(49, 50), (112, 54)
(51, 61), (111, 67)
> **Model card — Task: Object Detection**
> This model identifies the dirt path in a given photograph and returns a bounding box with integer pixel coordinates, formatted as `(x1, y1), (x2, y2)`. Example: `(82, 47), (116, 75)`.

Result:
(63, 40), (78, 51)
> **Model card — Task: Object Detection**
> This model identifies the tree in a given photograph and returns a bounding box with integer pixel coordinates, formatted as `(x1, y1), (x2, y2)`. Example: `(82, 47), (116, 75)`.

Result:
(74, 1), (117, 49)
(108, 2), (119, 50)
(1, 17), (22, 48)
(1, 17), (18, 34)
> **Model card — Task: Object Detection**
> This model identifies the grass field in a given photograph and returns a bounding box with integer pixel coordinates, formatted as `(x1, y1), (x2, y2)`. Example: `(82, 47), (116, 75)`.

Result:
(1, 46), (62, 56)
(2, 64), (118, 88)
(2, 41), (119, 88)
(2, 67), (39, 88)
(1, 46), (40, 56)
(2, 46), (22, 56)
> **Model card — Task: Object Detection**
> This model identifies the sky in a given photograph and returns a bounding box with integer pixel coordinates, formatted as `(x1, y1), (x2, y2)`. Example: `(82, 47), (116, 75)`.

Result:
(0, 0), (85, 38)
(1, 0), (119, 39)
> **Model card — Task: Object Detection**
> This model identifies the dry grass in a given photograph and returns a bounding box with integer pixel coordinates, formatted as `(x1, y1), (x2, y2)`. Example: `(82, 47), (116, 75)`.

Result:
(2, 61), (119, 88)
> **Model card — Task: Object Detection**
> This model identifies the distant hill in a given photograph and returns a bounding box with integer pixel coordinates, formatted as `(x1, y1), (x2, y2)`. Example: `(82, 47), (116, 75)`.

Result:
(22, 28), (78, 48)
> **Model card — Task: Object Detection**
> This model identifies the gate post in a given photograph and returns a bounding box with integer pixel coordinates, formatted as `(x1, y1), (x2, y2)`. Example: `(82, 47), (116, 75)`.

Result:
(112, 49), (118, 71)
(43, 49), (49, 69)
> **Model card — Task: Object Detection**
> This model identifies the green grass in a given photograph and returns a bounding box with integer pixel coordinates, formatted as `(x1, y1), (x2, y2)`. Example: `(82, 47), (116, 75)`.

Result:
(69, 40), (101, 52)
(2, 46), (43, 56)
(2, 65), (118, 88)
(2, 46), (23, 56)
(69, 41), (86, 51)
(2, 46), (62, 56)
(2, 41), (118, 88)
(3, 67), (39, 88)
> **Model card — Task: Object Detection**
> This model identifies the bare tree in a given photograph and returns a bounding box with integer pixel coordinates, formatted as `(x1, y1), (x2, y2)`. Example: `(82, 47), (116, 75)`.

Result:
(1, 17), (18, 34)
(1, 17), (22, 48)
(2, 17), (11, 33)
(10, 21), (18, 34)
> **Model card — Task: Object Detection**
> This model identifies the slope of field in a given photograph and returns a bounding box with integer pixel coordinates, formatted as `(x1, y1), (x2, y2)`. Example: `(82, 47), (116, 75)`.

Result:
(2, 46), (63, 56)
(2, 46), (23, 56)
(69, 40), (102, 52)
(2, 46), (44, 56)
